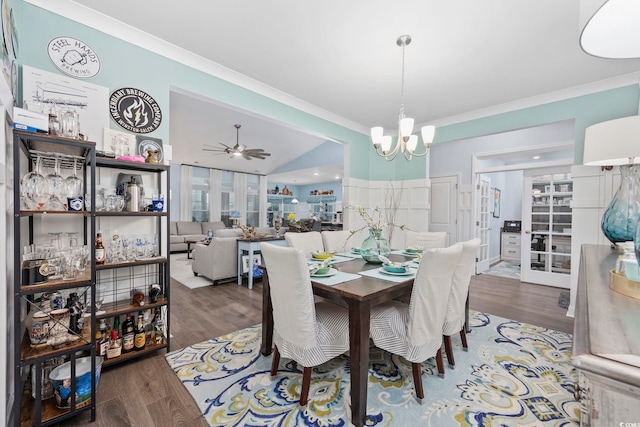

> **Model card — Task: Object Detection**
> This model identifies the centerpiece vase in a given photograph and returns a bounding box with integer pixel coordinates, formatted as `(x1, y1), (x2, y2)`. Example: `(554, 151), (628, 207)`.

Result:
(602, 164), (640, 244)
(360, 228), (391, 263)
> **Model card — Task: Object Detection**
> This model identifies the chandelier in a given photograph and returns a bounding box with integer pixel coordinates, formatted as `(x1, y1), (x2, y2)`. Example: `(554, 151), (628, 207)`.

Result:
(371, 35), (435, 161)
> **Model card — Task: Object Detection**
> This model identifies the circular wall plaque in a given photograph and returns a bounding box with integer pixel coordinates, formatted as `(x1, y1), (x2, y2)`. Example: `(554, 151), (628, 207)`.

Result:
(47, 36), (100, 78)
(109, 87), (162, 134)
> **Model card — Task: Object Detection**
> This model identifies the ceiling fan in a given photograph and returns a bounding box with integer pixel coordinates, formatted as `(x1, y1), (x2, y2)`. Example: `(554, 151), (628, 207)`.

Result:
(203, 124), (271, 160)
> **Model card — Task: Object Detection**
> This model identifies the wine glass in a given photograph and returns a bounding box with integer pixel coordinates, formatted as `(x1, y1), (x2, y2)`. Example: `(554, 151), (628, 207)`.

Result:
(20, 155), (48, 210)
(65, 158), (83, 198)
(43, 157), (67, 211)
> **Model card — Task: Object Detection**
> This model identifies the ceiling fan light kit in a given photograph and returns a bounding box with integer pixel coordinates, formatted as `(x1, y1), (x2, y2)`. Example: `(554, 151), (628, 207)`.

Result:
(203, 124), (272, 160)
(371, 34), (435, 161)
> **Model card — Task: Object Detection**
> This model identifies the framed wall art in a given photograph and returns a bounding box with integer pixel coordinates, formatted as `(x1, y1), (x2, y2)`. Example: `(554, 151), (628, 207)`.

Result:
(493, 188), (501, 218)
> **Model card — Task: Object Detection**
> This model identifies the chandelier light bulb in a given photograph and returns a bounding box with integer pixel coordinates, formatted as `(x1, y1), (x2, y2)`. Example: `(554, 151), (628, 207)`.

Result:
(399, 117), (414, 141)
(381, 136), (392, 154)
(371, 127), (384, 147)
(406, 135), (418, 153)
(421, 125), (435, 147)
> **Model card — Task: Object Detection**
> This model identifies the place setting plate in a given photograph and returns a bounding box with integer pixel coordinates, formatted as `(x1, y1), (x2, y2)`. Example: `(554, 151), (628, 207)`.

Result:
(311, 268), (338, 278)
(378, 267), (416, 276)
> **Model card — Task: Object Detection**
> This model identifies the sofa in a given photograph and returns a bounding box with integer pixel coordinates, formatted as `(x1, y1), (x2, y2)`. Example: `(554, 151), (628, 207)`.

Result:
(170, 221), (226, 252)
(191, 227), (281, 284)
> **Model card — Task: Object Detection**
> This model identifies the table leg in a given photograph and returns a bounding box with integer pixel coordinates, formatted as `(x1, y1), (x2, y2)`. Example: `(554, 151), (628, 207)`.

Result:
(237, 243), (243, 286)
(261, 268), (273, 356)
(187, 242), (193, 259)
(465, 292), (470, 333)
(247, 247), (254, 290)
(349, 300), (370, 427)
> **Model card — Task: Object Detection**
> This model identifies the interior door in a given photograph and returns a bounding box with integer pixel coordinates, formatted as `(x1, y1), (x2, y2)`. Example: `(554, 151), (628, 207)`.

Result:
(429, 175), (458, 246)
(475, 175), (491, 273)
(521, 169), (572, 288)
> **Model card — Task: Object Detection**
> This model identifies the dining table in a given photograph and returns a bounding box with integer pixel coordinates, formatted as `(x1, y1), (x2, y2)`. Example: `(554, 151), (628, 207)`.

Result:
(260, 252), (416, 427)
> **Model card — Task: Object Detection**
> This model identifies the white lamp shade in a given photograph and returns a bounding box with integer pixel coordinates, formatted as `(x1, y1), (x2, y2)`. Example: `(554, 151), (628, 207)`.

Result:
(580, 0), (640, 58)
(421, 125), (435, 145)
(380, 136), (392, 153)
(406, 135), (418, 153)
(399, 117), (414, 139)
(371, 127), (384, 146)
(584, 115), (640, 165)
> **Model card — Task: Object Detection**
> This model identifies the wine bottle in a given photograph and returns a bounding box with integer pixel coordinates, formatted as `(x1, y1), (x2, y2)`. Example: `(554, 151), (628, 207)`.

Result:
(95, 232), (106, 264)
(121, 313), (134, 353)
(134, 312), (146, 351)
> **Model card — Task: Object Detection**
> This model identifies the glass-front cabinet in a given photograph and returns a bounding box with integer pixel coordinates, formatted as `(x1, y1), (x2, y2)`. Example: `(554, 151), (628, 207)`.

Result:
(522, 171), (572, 288)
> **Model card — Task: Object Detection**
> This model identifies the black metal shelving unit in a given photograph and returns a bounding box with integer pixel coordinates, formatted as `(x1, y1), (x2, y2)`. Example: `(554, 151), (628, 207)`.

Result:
(12, 131), (97, 427)
(11, 131), (171, 426)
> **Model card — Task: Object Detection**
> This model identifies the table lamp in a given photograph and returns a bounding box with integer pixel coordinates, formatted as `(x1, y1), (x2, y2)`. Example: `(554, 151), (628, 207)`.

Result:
(584, 115), (640, 243)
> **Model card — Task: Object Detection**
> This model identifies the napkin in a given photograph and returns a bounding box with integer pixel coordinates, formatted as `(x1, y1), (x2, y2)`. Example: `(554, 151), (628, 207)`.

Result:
(308, 257), (332, 274)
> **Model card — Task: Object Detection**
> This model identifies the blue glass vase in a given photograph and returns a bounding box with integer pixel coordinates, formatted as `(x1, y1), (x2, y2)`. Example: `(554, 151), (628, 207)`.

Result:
(360, 229), (391, 263)
(602, 164), (640, 244)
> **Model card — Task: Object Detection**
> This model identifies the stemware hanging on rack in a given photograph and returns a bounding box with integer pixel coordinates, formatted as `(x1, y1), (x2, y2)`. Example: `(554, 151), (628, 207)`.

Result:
(20, 155), (48, 210)
(65, 158), (83, 198)
(43, 157), (67, 211)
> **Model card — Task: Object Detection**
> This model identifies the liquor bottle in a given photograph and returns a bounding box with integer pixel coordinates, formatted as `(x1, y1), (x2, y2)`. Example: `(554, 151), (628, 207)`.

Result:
(112, 315), (120, 338)
(134, 312), (146, 351)
(143, 309), (154, 345)
(153, 309), (164, 345)
(98, 319), (109, 356)
(95, 232), (106, 264)
(121, 313), (135, 353)
(95, 320), (103, 354)
(106, 329), (121, 359)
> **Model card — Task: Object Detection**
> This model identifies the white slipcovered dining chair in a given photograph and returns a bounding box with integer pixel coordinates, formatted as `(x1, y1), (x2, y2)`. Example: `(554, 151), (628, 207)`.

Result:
(321, 230), (352, 253)
(369, 244), (463, 400)
(405, 230), (447, 249)
(284, 231), (324, 257)
(260, 242), (350, 406)
(442, 238), (481, 369)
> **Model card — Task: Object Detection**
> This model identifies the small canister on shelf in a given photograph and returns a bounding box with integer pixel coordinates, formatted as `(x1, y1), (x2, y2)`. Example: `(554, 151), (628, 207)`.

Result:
(22, 259), (49, 285)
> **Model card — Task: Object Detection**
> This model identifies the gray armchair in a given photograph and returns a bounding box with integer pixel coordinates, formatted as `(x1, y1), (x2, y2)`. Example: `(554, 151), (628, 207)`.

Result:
(191, 235), (240, 284)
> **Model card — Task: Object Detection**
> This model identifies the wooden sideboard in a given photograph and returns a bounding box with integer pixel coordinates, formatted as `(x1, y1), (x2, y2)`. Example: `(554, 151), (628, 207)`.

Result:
(573, 244), (640, 426)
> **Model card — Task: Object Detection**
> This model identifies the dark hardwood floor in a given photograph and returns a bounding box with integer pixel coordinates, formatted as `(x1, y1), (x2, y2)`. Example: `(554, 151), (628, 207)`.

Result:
(60, 269), (573, 426)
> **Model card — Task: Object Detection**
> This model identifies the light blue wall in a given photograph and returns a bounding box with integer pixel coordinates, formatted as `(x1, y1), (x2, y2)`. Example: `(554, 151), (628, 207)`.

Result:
(435, 85), (640, 164)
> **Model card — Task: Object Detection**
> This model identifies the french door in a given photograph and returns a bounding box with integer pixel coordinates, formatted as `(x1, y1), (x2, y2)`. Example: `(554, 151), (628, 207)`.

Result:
(475, 175), (491, 273)
(521, 169), (572, 288)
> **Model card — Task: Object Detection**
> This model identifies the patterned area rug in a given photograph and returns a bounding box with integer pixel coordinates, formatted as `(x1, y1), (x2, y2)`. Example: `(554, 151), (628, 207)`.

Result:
(165, 312), (579, 426)
(484, 260), (521, 280)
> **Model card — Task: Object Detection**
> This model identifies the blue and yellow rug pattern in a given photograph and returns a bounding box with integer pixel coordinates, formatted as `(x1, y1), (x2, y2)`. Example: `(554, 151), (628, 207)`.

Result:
(165, 312), (579, 426)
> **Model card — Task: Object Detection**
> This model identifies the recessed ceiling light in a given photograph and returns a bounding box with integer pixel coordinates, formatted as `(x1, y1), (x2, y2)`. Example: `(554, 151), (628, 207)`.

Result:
(314, 172), (319, 176)
(335, 175), (340, 179)
(533, 155), (540, 160)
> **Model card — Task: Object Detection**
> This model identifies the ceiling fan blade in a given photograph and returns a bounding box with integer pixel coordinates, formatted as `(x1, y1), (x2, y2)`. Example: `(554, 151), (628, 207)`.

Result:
(243, 153), (252, 160)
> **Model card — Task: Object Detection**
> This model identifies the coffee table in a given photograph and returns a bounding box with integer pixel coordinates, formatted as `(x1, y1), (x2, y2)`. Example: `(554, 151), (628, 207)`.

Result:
(186, 240), (209, 259)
